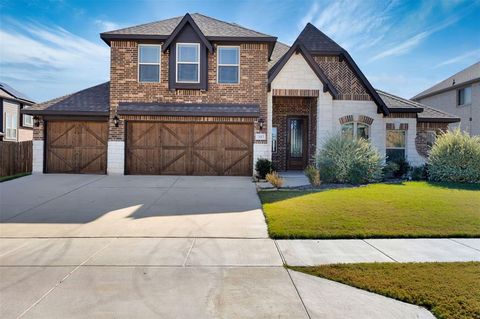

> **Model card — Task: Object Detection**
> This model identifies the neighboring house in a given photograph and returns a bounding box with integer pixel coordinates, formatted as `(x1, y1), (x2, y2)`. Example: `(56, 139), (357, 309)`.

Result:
(412, 62), (479, 136)
(0, 82), (35, 142)
(23, 13), (459, 175)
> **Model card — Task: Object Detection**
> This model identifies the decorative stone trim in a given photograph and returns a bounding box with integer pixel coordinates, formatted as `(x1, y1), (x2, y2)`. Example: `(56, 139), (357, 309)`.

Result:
(358, 115), (374, 125)
(175, 89), (204, 96)
(339, 115), (354, 124)
(272, 89), (320, 97)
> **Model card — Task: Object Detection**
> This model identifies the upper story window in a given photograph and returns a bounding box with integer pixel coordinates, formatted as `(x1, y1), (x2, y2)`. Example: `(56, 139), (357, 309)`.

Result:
(341, 122), (370, 140)
(138, 45), (161, 83)
(217, 46), (240, 84)
(23, 114), (33, 127)
(176, 43), (200, 83)
(458, 86), (472, 106)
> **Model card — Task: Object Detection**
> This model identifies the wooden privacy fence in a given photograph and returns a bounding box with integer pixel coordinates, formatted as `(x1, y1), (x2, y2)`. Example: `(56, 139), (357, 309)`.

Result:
(0, 141), (33, 177)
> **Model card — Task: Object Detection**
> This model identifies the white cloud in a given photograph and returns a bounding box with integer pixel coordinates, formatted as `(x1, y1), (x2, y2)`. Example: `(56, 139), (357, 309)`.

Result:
(95, 19), (121, 32)
(434, 49), (480, 68)
(369, 31), (430, 61)
(0, 19), (109, 101)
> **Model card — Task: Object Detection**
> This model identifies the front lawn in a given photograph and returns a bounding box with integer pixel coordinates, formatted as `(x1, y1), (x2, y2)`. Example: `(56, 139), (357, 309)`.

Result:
(259, 182), (480, 239)
(290, 262), (480, 319)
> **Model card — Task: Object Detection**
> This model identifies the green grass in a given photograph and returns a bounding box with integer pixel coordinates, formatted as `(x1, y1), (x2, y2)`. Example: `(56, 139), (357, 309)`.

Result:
(259, 182), (480, 239)
(290, 262), (480, 319)
(0, 172), (31, 183)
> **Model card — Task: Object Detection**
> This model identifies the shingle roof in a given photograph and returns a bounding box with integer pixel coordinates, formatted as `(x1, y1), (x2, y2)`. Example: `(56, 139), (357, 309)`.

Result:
(297, 23), (344, 53)
(22, 82), (109, 115)
(377, 90), (424, 112)
(269, 41), (290, 70)
(0, 82), (34, 104)
(102, 13), (273, 39)
(377, 89), (460, 123)
(412, 61), (480, 100)
(117, 102), (259, 117)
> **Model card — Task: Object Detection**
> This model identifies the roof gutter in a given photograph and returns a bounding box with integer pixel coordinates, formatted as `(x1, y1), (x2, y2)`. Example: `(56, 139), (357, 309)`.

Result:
(21, 109), (109, 116)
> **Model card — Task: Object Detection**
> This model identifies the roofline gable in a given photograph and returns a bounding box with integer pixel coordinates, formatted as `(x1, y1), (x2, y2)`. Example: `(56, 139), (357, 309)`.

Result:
(268, 41), (339, 98)
(339, 51), (389, 115)
(162, 13), (213, 53)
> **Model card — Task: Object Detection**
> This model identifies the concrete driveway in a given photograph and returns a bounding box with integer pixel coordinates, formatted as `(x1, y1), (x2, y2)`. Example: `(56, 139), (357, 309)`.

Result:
(0, 175), (434, 318)
(0, 174), (267, 238)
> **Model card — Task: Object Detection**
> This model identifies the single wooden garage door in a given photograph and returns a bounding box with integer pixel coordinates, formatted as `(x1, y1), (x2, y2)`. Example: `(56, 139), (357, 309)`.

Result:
(126, 122), (253, 176)
(46, 121), (108, 174)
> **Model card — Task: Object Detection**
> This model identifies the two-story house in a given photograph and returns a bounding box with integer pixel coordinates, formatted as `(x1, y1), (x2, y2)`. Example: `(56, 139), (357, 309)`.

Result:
(23, 13), (459, 175)
(413, 62), (479, 136)
(1, 82), (35, 142)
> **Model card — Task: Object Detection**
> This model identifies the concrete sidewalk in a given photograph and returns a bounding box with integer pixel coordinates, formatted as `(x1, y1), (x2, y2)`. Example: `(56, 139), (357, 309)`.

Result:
(277, 238), (480, 266)
(0, 237), (436, 319)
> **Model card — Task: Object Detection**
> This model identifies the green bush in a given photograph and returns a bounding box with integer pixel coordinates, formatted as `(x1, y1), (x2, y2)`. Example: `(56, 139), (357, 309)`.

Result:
(255, 158), (275, 179)
(387, 157), (410, 178)
(410, 165), (428, 181)
(316, 135), (383, 184)
(304, 165), (321, 187)
(428, 130), (480, 183)
(382, 161), (399, 179)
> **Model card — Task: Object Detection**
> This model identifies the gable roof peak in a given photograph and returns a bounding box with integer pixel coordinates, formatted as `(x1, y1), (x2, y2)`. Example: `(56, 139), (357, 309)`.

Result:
(162, 13), (213, 53)
(298, 23), (344, 54)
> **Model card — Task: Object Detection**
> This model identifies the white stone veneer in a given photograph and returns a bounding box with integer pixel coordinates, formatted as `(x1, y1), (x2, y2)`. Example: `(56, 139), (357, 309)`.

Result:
(107, 141), (125, 175)
(32, 140), (44, 173)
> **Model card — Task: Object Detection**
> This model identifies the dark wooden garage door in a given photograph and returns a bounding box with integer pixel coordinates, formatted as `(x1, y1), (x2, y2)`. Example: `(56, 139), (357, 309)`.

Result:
(126, 122), (253, 176)
(46, 121), (108, 174)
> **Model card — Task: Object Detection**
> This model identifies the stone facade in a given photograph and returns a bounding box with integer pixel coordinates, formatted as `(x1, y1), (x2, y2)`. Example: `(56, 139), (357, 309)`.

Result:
(109, 40), (268, 144)
(272, 97), (317, 171)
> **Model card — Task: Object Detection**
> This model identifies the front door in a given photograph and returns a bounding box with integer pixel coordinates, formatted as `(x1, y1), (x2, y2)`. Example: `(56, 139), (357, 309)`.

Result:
(287, 117), (308, 170)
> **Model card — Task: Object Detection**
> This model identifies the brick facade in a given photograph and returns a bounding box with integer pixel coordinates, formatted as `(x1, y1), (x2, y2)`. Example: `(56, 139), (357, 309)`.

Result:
(109, 40), (268, 142)
(415, 122), (449, 158)
(314, 56), (372, 101)
(272, 96), (317, 171)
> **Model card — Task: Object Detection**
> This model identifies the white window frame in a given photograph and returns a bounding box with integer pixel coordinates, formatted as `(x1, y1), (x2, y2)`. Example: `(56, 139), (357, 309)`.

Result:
(176, 43), (200, 83)
(138, 44), (161, 83)
(386, 129), (407, 160)
(23, 114), (33, 127)
(217, 46), (240, 84)
(5, 112), (17, 140)
(341, 122), (370, 140)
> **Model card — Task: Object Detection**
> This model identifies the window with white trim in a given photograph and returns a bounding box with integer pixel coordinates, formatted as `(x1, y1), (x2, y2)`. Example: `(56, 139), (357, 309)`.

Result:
(5, 112), (17, 140)
(386, 130), (406, 161)
(138, 44), (161, 83)
(458, 86), (472, 106)
(23, 114), (33, 127)
(217, 46), (239, 84)
(271, 127), (277, 153)
(176, 43), (200, 83)
(341, 122), (370, 140)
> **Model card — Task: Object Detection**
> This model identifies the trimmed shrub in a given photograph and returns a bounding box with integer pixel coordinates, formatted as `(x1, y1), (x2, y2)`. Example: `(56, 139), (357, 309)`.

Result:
(316, 135), (383, 184)
(255, 158), (275, 179)
(383, 161), (399, 180)
(266, 171), (284, 188)
(428, 130), (480, 183)
(387, 157), (411, 178)
(304, 165), (321, 187)
(410, 165), (428, 181)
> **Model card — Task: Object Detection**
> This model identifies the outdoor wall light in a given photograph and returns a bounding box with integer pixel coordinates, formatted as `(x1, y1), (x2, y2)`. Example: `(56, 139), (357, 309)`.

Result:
(113, 115), (120, 127)
(258, 118), (264, 131)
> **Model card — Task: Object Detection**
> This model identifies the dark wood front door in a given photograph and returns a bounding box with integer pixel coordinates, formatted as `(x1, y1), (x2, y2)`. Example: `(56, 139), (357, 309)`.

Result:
(126, 122), (253, 176)
(287, 117), (308, 170)
(46, 121), (108, 174)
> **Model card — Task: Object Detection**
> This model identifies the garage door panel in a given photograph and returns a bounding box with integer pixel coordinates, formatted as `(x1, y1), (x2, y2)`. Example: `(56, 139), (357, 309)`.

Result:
(46, 121), (107, 174)
(127, 121), (253, 176)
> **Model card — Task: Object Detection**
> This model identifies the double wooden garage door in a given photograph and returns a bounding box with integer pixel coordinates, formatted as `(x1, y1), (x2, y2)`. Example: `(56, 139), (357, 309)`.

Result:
(126, 122), (253, 176)
(46, 121), (108, 174)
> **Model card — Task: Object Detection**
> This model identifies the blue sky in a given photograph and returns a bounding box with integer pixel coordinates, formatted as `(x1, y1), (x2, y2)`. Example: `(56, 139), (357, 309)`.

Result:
(1, 0), (479, 102)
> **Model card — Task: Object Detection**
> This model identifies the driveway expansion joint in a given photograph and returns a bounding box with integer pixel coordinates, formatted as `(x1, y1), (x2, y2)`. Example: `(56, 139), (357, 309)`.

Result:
(362, 239), (398, 262)
(449, 238), (480, 253)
